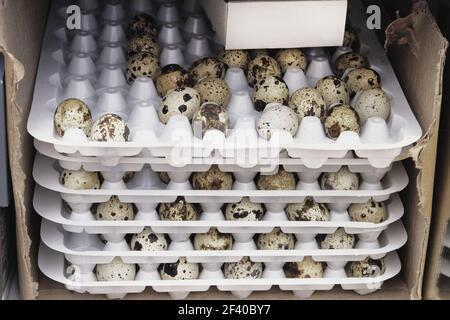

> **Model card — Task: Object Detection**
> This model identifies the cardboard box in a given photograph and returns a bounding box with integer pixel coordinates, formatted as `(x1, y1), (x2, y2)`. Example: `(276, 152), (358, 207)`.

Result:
(200, 0), (348, 50)
(0, 0), (447, 300)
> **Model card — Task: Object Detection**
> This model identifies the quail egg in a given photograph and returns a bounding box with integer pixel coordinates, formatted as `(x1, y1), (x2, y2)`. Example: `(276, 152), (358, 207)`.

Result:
(194, 77), (231, 107)
(159, 172), (171, 184)
(284, 257), (325, 278)
(257, 227), (295, 250)
(126, 52), (161, 84)
(353, 88), (390, 124)
(221, 49), (250, 70)
(346, 258), (386, 277)
(156, 64), (191, 97)
(225, 197), (265, 221)
(256, 104), (299, 140)
(342, 29), (361, 51)
(344, 68), (381, 99)
(316, 76), (350, 107)
(257, 167), (296, 191)
(128, 14), (158, 38)
(54, 98), (92, 137)
(90, 113), (130, 142)
(159, 197), (199, 221)
(223, 257), (263, 279)
(189, 57), (227, 83)
(95, 196), (135, 221)
(160, 257), (200, 280)
(320, 166), (360, 191)
(192, 165), (233, 190)
(59, 169), (100, 190)
(96, 257), (136, 281)
(122, 172), (135, 183)
(194, 228), (233, 250)
(252, 76), (289, 112)
(334, 52), (367, 76)
(324, 104), (360, 140)
(348, 199), (387, 223)
(288, 88), (326, 122)
(158, 87), (202, 124)
(319, 228), (356, 249)
(128, 33), (160, 57)
(249, 49), (270, 59)
(130, 227), (168, 251)
(286, 197), (330, 222)
(247, 55), (282, 87)
(274, 48), (308, 73)
(192, 103), (230, 135)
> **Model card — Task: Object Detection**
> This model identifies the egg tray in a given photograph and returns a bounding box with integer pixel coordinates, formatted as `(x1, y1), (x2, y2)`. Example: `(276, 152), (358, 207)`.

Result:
(35, 185), (404, 241)
(27, 0), (423, 170)
(34, 153), (409, 209)
(39, 243), (402, 300)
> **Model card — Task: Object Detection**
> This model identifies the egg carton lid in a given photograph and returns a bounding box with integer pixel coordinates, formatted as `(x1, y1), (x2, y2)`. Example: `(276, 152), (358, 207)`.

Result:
(38, 242), (402, 297)
(34, 185), (404, 236)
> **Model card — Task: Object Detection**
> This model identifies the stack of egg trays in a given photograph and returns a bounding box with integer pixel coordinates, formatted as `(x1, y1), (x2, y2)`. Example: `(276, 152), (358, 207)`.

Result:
(27, 0), (423, 169)
(30, 0), (412, 299)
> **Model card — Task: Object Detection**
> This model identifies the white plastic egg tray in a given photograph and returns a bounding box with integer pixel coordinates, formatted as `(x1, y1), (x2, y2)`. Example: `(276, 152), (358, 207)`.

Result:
(39, 243), (402, 299)
(28, 0), (422, 169)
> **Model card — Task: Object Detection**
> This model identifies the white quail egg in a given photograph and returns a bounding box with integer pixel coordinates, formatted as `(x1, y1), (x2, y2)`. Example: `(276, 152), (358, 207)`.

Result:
(316, 76), (350, 107)
(128, 33), (160, 57)
(252, 76), (289, 112)
(274, 48), (308, 73)
(344, 68), (381, 99)
(90, 114), (130, 142)
(256, 104), (299, 140)
(194, 228), (233, 250)
(257, 227), (295, 250)
(324, 104), (360, 140)
(189, 57), (227, 83)
(221, 49), (250, 70)
(54, 98), (92, 137)
(192, 165), (233, 190)
(223, 257), (263, 279)
(348, 199), (387, 223)
(247, 55), (282, 87)
(158, 87), (202, 124)
(320, 166), (360, 191)
(286, 197), (330, 222)
(257, 167), (296, 190)
(96, 257), (136, 281)
(128, 14), (158, 38)
(320, 228), (355, 249)
(284, 257), (325, 278)
(156, 64), (191, 97)
(194, 77), (231, 107)
(353, 88), (390, 123)
(225, 197), (265, 221)
(95, 196), (135, 221)
(346, 258), (386, 277)
(192, 103), (230, 135)
(334, 52), (367, 76)
(159, 197), (200, 221)
(130, 227), (168, 251)
(160, 257), (200, 280)
(288, 87), (326, 122)
(59, 169), (101, 190)
(126, 52), (161, 84)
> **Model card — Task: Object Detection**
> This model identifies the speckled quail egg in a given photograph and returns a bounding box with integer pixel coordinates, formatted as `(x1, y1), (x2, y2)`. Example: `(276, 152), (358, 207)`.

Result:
(194, 228), (233, 250)
(160, 257), (200, 280)
(257, 227), (295, 250)
(192, 103), (230, 135)
(334, 52), (367, 76)
(346, 258), (386, 277)
(324, 104), (360, 140)
(344, 68), (381, 99)
(256, 104), (299, 140)
(192, 165), (233, 190)
(54, 98), (92, 137)
(122, 172), (135, 183)
(348, 199), (387, 223)
(286, 197), (330, 222)
(194, 77), (231, 107)
(126, 52), (161, 84)
(343, 29), (361, 51)
(247, 55), (282, 87)
(159, 172), (170, 184)
(158, 87), (202, 124)
(159, 197), (200, 221)
(59, 169), (100, 190)
(221, 49), (250, 70)
(320, 166), (360, 191)
(249, 49), (270, 59)
(128, 14), (158, 38)
(257, 167), (296, 191)
(156, 64), (191, 97)
(353, 88), (390, 123)
(95, 196), (135, 221)
(288, 88), (326, 122)
(96, 258), (136, 281)
(189, 57), (227, 83)
(320, 228), (356, 249)
(90, 113), (130, 142)
(316, 76), (350, 107)
(130, 227), (168, 251)
(274, 49), (308, 73)
(252, 76), (289, 112)
(223, 257), (263, 279)
(128, 33), (160, 57)
(284, 257), (325, 278)
(225, 197), (265, 221)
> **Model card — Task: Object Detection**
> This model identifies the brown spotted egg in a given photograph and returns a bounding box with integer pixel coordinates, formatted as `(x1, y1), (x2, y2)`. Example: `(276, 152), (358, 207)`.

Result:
(286, 197), (330, 222)
(274, 48), (308, 73)
(189, 57), (227, 83)
(194, 77), (231, 107)
(223, 257), (263, 279)
(257, 227), (295, 250)
(288, 88), (326, 122)
(96, 257), (136, 281)
(194, 228), (233, 250)
(192, 103), (230, 135)
(221, 49), (250, 70)
(158, 87), (202, 124)
(320, 166), (360, 191)
(346, 258), (386, 277)
(225, 197), (265, 221)
(95, 196), (135, 221)
(156, 64), (190, 97)
(343, 29), (361, 51)
(353, 88), (391, 123)
(128, 33), (160, 57)
(334, 52), (367, 76)
(160, 257), (200, 280)
(284, 257), (325, 279)
(344, 68), (381, 99)
(348, 199), (387, 223)
(192, 165), (233, 190)
(316, 76), (350, 107)
(247, 55), (282, 87)
(257, 167), (296, 191)
(252, 76), (289, 112)
(127, 14), (158, 38)
(249, 49), (270, 59)
(90, 114), (130, 142)
(126, 52), (161, 84)
(59, 169), (100, 190)
(159, 197), (200, 221)
(54, 98), (92, 137)
(324, 104), (360, 140)
(131, 228), (168, 251)
(256, 104), (299, 140)
(320, 228), (356, 249)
